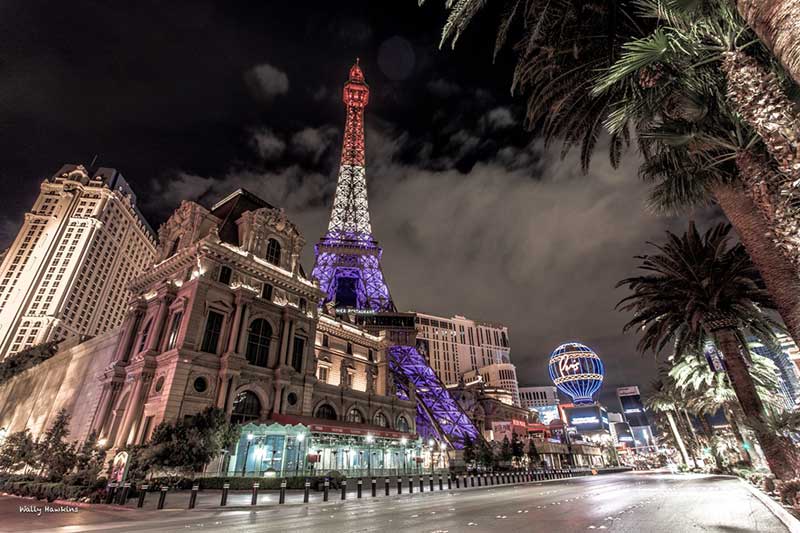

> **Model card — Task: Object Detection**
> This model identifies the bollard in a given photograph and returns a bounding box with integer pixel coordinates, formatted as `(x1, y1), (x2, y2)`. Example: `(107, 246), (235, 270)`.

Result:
(188, 484), (199, 509)
(477, 474), (482, 487)
(221, 482), (230, 506)
(357, 478), (363, 499)
(118, 482), (131, 505)
(136, 484), (148, 508)
(157, 486), (167, 510)
(397, 477), (402, 494)
(439, 475), (443, 491)
(304, 480), (311, 503)
(385, 478), (390, 496)
(490, 473), (495, 486)
(254, 482), (262, 506)
(429, 476), (434, 492)
(470, 475), (475, 487)
(279, 480), (286, 504)
(409, 477), (414, 493)
(419, 476), (424, 493)
(341, 479), (347, 500)
(455, 475), (460, 489)
(447, 475), (452, 490)
(105, 483), (117, 505)
(324, 479), (329, 502)
(371, 478), (377, 498)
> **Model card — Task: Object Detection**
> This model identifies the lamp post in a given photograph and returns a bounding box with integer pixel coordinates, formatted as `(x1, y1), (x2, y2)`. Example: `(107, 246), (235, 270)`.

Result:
(439, 441), (447, 470)
(428, 439), (435, 475)
(241, 433), (254, 476)
(366, 434), (374, 477)
(295, 433), (305, 477)
(400, 437), (408, 475)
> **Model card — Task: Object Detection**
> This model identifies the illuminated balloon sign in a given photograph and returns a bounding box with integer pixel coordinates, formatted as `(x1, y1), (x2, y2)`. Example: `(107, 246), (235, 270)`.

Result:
(548, 342), (605, 405)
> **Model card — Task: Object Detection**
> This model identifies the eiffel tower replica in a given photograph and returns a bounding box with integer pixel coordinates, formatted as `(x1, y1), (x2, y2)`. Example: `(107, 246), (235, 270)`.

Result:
(311, 61), (480, 449)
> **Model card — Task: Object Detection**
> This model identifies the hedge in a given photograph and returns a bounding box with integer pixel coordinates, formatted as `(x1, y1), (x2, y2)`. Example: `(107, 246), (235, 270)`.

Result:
(144, 474), (345, 491)
(0, 481), (93, 502)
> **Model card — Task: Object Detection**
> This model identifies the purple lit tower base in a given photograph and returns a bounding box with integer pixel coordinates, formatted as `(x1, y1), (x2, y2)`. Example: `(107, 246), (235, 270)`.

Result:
(388, 345), (480, 449)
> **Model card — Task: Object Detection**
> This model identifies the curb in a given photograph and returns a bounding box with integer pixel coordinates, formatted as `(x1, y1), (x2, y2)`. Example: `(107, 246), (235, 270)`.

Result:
(739, 479), (800, 533)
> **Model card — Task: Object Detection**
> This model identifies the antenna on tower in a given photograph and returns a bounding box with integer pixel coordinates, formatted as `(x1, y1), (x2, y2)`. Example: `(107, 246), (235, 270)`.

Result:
(88, 154), (99, 172)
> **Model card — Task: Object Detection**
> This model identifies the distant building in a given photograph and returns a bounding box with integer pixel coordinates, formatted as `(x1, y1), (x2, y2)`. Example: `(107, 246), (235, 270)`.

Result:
(519, 385), (560, 409)
(0, 164), (156, 358)
(413, 311), (520, 406)
(617, 386), (656, 450)
(748, 334), (800, 408)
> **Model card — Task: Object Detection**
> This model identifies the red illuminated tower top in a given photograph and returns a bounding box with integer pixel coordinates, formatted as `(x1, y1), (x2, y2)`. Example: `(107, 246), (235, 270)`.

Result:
(341, 58), (368, 167)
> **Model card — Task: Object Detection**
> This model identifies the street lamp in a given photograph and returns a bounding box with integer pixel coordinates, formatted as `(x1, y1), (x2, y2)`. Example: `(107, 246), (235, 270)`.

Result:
(365, 434), (374, 476)
(295, 433), (306, 477)
(242, 433), (254, 476)
(428, 439), (435, 475)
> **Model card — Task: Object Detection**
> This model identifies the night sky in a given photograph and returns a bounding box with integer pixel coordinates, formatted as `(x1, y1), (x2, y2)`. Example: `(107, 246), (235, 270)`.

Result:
(0, 1), (720, 404)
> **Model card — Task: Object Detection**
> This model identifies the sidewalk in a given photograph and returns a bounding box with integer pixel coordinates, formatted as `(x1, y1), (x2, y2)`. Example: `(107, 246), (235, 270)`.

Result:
(123, 470), (588, 511)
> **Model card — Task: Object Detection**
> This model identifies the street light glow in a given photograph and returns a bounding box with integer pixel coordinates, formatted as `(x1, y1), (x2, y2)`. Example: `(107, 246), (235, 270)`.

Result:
(247, 433), (254, 441)
(97, 437), (108, 448)
(366, 434), (374, 443)
(428, 438), (434, 447)
(297, 433), (305, 442)
(400, 437), (408, 445)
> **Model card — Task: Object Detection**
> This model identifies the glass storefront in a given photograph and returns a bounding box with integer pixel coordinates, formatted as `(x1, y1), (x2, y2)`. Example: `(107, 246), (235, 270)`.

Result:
(227, 422), (445, 477)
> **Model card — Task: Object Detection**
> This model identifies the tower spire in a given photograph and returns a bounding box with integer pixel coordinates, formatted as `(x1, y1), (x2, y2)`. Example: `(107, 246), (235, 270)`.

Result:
(311, 61), (395, 312)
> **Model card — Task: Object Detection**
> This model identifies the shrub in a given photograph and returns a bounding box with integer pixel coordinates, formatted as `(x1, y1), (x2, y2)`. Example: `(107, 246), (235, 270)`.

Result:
(0, 480), (92, 502)
(777, 479), (800, 507)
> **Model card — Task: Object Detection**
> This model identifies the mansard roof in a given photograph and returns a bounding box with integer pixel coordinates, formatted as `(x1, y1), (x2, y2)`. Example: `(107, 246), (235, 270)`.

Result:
(210, 188), (275, 246)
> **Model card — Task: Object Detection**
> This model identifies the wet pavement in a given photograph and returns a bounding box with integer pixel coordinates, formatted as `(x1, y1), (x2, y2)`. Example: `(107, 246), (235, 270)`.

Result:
(0, 471), (787, 532)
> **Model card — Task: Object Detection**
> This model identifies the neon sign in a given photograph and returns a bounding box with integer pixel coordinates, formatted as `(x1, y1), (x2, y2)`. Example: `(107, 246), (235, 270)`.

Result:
(572, 416), (600, 425)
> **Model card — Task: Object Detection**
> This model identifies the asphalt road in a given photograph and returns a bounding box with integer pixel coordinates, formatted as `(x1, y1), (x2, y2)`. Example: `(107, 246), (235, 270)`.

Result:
(0, 471), (787, 532)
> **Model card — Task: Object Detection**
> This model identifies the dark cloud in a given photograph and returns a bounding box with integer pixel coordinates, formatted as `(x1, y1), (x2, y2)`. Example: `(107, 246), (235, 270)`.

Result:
(0, 0), (706, 399)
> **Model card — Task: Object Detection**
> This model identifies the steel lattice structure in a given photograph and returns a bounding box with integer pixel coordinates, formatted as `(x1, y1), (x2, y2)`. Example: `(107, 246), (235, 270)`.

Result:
(388, 345), (481, 448)
(311, 60), (395, 312)
(311, 61), (480, 449)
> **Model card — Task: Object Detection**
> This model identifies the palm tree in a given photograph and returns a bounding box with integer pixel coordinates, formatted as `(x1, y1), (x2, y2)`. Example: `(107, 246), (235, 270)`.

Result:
(734, 1), (800, 86)
(617, 221), (800, 479)
(421, 1), (800, 347)
(645, 379), (694, 467)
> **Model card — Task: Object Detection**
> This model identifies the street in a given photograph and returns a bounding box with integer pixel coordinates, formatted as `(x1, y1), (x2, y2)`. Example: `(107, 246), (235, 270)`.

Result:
(0, 471), (787, 532)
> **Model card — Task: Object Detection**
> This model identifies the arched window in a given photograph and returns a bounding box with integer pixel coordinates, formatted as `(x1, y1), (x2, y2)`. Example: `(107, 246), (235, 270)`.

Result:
(230, 390), (261, 425)
(167, 237), (180, 258)
(346, 407), (365, 424)
(137, 319), (152, 353)
(396, 416), (410, 433)
(246, 319), (272, 367)
(315, 403), (337, 421)
(373, 412), (388, 428)
(265, 239), (281, 265)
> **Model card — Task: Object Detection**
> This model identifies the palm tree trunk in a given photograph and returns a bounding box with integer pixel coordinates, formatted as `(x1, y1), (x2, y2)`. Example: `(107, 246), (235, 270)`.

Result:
(734, 1), (800, 87)
(721, 50), (800, 180)
(725, 406), (753, 465)
(666, 410), (691, 466)
(713, 327), (799, 479)
(712, 183), (800, 345)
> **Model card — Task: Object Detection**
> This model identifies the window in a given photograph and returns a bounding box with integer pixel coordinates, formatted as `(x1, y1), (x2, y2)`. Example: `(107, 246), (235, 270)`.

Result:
(261, 283), (273, 301)
(346, 408), (364, 424)
(299, 298), (307, 312)
(165, 311), (183, 350)
(373, 412), (388, 428)
(322, 334), (329, 347)
(368, 349), (374, 362)
(290, 337), (305, 372)
(139, 416), (154, 444)
(315, 403), (337, 420)
(137, 319), (152, 353)
(218, 266), (232, 285)
(287, 392), (298, 406)
(346, 342), (353, 355)
(193, 376), (208, 393)
(246, 319), (272, 367)
(396, 416), (410, 433)
(200, 311), (224, 353)
(231, 391), (261, 425)
(318, 366), (329, 383)
(167, 238), (180, 257)
(153, 376), (165, 393)
(265, 238), (281, 265)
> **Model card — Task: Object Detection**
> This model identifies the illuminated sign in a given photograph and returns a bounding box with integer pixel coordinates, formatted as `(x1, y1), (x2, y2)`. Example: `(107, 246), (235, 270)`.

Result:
(572, 416), (600, 425)
(624, 408), (642, 414)
(558, 357), (581, 375)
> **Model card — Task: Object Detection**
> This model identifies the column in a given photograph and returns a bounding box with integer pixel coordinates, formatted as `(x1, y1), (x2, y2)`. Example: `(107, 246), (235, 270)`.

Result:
(235, 305), (251, 355)
(113, 308), (143, 363)
(225, 375), (240, 417)
(90, 383), (113, 434)
(272, 383), (283, 415)
(277, 310), (291, 367)
(147, 293), (172, 353)
(114, 374), (150, 448)
(224, 296), (245, 355)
